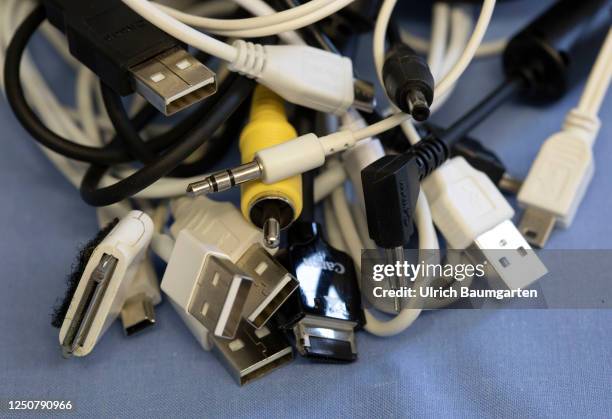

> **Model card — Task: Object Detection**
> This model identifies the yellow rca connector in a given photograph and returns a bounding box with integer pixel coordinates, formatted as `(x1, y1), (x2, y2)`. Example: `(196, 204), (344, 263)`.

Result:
(240, 85), (303, 249)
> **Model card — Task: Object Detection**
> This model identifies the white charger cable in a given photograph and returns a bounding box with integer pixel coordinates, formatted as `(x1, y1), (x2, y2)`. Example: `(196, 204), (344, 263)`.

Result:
(517, 28), (612, 248)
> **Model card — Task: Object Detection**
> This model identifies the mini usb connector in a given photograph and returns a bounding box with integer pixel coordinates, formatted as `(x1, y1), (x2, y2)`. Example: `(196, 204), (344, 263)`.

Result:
(131, 47), (216, 116)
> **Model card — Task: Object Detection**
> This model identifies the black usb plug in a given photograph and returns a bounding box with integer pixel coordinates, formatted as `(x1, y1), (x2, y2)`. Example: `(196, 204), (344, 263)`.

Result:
(43, 0), (216, 115)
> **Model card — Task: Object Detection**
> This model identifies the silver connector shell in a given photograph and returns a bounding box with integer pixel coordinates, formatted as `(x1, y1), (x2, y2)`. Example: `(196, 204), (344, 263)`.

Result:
(212, 320), (293, 385)
(188, 255), (252, 339)
(518, 207), (557, 248)
(131, 47), (216, 116)
(468, 220), (548, 290)
(236, 244), (299, 329)
(121, 293), (156, 336)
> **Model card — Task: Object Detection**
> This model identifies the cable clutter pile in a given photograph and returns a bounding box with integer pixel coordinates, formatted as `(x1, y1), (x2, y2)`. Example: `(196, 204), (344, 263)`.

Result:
(1, 0), (610, 385)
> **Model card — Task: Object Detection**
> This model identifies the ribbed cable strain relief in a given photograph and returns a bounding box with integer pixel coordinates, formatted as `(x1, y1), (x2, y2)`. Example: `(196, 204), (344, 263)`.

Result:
(413, 136), (449, 179)
(229, 40), (266, 79)
(563, 108), (601, 141)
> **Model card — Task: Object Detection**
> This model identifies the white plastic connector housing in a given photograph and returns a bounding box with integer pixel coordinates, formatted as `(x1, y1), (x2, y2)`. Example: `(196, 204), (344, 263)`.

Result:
(256, 133), (325, 184)
(422, 157), (514, 249)
(518, 110), (599, 228)
(230, 41), (354, 115)
(170, 197), (263, 259)
(161, 230), (251, 350)
(59, 211), (153, 357)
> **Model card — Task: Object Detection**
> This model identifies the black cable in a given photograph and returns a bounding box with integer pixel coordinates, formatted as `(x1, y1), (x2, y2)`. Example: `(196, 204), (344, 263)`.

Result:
(4, 6), (231, 166)
(281, 0), (340, 54)
(100, 81), (156, 164)
(80, 76), (255, 206)
(437, 77), (524, 146)
(169, 95), (250, 178)
(3, 6), (131, 165)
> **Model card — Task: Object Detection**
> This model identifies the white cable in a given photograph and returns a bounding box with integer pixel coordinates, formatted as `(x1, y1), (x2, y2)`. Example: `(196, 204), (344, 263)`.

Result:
(578, 28), (612, 117)
(155, 0), (352, 33)
(371, 0), (496, 141)
(123, 0), (238, 62)
(428, 3), (450, 82)
(517, 29), (612, 245)
(228, 0), (305, 45)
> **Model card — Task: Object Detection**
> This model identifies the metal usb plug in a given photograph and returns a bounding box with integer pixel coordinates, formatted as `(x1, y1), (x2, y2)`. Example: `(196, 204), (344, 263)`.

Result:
(121, 293), (156, 337)
(131, 47), (216, 116)
(236, 244), (300, 329)
(188, 255), (253, 339)
(518, 207), (557, 248)
(212, 320), (293, 385)
(292, 315), (358, 362)
(467, 220), (548, 290)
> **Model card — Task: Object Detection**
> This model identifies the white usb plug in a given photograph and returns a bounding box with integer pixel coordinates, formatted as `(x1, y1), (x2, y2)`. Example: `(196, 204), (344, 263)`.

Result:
(423, 157), (547, 290)
(517, 110), (600, 247)
(230, 41), (374, 115)
(59, 211), (153, 357)
(161, 197), (298, 346)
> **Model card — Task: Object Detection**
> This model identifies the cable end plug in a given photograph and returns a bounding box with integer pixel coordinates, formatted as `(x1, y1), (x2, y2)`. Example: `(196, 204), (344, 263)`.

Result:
(131, 47), (216, 116)
(382, 44), (434, 121)
(361, 154), (421, 249)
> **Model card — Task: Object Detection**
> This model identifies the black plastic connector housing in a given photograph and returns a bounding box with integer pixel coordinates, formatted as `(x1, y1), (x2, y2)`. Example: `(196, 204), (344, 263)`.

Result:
(382, 44), (434, 121)
(361, 137), (448, 248)
(276, 222), (364, 362)
(503, 0), (609, 101)
(43, 0), (179, 95)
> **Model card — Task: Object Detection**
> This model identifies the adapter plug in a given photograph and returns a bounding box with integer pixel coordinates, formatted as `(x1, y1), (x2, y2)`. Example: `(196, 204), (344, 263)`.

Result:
(382, 44), (434, 121)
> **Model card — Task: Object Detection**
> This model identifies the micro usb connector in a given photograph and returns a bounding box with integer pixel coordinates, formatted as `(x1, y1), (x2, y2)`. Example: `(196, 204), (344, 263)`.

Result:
(236, 244), (300, 329)
(120, 293), (156, 337)
(212, 320), (293, 386)
(131, 47), (216, 116)
(468, 220), (548, 290)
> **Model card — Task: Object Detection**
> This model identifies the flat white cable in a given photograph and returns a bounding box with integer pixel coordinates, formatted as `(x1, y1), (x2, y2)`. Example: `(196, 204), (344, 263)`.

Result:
(323, 197), (349, 253)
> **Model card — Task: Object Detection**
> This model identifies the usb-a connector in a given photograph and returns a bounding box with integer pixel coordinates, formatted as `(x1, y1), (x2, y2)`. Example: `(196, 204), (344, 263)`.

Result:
(160, 230), (253, 342)
(188, 254), (252, 339)
(236, 244), (299, 329)
(423, 157), (547, 289)
(212, 320), (293, 386)
(131, 47), (216, 115)
(468, 220), (548, 290)
(170, 197), (298, 330)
